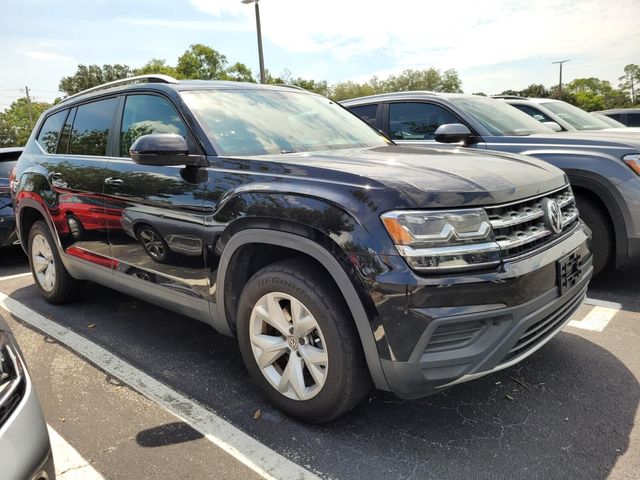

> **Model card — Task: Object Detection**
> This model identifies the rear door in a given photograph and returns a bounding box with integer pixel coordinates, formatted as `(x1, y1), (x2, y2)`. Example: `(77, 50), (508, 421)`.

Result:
(0, 149), (22, 246)
(42, 98), (119, 271)
(104, 93), (211, 321)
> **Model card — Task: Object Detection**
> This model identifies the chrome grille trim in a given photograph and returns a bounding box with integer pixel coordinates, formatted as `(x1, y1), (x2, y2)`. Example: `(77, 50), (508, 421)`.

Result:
(486, 185), (579, 259)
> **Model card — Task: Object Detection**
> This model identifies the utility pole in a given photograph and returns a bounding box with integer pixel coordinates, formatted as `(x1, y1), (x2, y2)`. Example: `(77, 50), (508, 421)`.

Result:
(552, 60), (571, 97)
(24, 86), (33, 127)
(242, 0), (266, 84)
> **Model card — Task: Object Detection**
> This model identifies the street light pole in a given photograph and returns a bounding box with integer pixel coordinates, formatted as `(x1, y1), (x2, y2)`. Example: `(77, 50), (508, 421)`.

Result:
(552, 59), (571, 97)
(242, 0), (266, 84)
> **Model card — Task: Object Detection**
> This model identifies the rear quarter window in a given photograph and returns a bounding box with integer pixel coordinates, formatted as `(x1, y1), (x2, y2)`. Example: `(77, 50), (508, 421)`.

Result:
(36, 110), (68, 153)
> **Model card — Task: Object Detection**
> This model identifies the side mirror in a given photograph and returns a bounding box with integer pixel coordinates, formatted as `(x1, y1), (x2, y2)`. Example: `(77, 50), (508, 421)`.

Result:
(129, 134), (207, 167)
(434, 123), (477, 144)
(543, 121), (563, 132)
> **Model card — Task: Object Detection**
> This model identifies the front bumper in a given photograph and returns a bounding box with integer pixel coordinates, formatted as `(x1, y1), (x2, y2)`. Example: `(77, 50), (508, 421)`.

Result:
(0, 335), (55, 480)
(369, 222), (593, 399)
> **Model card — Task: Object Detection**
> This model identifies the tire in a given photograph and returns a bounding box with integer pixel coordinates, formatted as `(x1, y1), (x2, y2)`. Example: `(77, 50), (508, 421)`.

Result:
(237, 259), (372, 423)
(28, 220), (80, 304)
(575, 194), (613, 275)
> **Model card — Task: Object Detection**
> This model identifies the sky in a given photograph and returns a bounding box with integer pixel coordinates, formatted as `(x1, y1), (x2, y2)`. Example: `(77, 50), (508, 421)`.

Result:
(1, 0), (639, 110)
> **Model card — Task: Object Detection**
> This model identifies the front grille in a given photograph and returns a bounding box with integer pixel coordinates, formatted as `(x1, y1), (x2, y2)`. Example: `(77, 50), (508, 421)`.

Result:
(486, 186), (579, 259)
(501, 288), (584, 363)
(423, 320), (487, 353)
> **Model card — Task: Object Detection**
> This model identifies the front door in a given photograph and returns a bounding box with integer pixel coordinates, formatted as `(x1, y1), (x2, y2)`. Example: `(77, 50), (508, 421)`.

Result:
(104, 93), (211, 320)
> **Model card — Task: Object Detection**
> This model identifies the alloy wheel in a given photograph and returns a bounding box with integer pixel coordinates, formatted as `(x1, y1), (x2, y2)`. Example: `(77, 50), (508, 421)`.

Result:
(139, 228), (165, 260)
(249, 292), (329, 401)
(31, 233), (56, 292)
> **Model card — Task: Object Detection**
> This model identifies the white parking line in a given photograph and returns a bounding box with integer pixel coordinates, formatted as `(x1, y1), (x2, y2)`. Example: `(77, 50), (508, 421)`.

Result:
(567, 305), (620, 332)
(0, 272), (32, 282)
(48, 426), (106, 480)
(0, 292), (320, 480)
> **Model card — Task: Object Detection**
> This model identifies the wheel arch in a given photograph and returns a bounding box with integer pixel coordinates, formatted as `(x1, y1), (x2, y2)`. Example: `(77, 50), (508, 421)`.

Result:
(567, 171), (629, 268)
(215, 228), (390, 391)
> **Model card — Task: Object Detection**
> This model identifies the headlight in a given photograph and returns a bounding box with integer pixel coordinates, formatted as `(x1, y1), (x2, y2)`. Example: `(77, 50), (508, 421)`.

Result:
(623, 154), (640, 176)
(0, 332), (25, 425)
(381, 209), (501, 272)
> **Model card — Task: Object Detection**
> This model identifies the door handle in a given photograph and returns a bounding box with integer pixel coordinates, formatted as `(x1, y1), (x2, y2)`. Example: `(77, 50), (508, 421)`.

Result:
(104, 177), (124, 187)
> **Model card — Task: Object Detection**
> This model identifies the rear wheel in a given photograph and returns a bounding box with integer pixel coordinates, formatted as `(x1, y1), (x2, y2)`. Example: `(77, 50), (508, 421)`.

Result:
(28, 220), (80, 304)
(237, 259), (371, 423)
(575, 194), (613, 275)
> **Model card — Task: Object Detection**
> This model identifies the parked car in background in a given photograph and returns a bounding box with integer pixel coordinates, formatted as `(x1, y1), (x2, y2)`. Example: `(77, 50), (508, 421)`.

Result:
(494, 96), (640, 133)
(0, 148), (23, 248)
(593, 108), (640, 128)
(13, 75), (593, 422)
(0, 314), (55, 480)
(343, 92), (640, 274)
(592, 112), (630, 128)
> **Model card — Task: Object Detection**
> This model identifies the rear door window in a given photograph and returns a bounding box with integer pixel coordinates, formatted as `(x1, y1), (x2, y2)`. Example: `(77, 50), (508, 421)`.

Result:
(36, 110), (68, 153)
(388, 102), (461, 140)
(119, 94), (187, 157)
(68, 98), (118, 156)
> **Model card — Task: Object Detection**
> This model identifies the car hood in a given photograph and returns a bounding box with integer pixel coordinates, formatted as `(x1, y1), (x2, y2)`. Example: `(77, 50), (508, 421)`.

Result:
(251, 145), (567, 208)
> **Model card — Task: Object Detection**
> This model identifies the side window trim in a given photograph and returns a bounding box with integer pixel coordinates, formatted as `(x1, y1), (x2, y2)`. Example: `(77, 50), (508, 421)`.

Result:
(114, 92), (200, 159)
(56, 107), (76, 155)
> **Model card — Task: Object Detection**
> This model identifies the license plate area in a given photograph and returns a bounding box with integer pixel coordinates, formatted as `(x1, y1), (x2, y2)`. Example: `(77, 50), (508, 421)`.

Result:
(557, 249), (583, 295)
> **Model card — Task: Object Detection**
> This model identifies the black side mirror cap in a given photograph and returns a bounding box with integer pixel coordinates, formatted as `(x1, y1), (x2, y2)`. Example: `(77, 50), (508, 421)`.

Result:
(129, 134), (207, 167)
(434, 123), (477, 144)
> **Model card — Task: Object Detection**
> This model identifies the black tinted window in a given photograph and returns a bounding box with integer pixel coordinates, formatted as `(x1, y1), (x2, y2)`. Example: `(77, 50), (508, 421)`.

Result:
(120, 95), (187, 157)
(627, 113), (640, 127)
(388, 103), (460, 140)
(349, 104), (378, 127)
(512, 104), (555, 124)
(37, 110), (67, 153)
(607, 113), (623, 122)
(68, 98), (117, 156)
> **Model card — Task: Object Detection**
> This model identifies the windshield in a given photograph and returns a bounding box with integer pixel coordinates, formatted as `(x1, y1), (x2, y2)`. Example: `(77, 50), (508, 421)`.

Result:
(448, 97), (553, 136)
(540, 101), (611, 130)
(180, 89), (389, 156)
(591, 112), (626, 128)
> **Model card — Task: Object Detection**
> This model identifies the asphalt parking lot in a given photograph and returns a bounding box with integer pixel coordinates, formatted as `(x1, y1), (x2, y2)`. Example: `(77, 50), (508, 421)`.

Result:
(1, 245), (638, 480)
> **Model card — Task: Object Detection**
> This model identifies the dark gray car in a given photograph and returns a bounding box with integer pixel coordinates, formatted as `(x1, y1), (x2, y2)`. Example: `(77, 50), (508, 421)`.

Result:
(343, 92), (640, 274)
(594, 108), (640, 127)
(0, 315), (55, 480)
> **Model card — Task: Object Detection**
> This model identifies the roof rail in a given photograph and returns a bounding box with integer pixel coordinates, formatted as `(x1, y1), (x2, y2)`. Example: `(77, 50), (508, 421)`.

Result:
(492, 95), (526, 100)
(60, 74), (180, 104)
(275, 84), (307, 91)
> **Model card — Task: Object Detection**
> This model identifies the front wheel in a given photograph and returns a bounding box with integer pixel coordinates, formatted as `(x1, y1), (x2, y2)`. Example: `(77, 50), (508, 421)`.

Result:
(237, 259), (371, 423)
(28, 220), (80, 304)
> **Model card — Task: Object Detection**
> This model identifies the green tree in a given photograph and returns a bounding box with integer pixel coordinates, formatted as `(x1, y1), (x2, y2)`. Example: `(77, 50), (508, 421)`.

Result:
(134, 58), (183, 78)
(176, 44), (228, 80)
(224, 62), (256, 83)
(619, 64), (640, 104)
(0, 97), (51, 147)
(58, 64), (132, 96)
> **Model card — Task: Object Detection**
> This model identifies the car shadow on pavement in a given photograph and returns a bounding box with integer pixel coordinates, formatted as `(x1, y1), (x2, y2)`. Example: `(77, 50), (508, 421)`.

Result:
(0, 245), (28, 276)
(7, 282), (639, 480)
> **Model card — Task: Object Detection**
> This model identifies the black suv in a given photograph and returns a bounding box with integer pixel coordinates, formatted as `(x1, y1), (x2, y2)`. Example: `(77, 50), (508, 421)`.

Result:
(13, 76), (592, 422)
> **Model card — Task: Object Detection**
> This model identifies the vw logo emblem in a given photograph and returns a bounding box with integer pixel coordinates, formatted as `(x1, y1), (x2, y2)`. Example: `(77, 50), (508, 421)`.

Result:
(542, 198), (563, 234)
